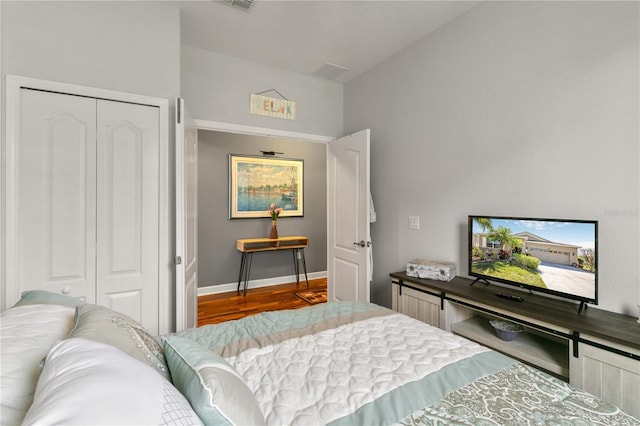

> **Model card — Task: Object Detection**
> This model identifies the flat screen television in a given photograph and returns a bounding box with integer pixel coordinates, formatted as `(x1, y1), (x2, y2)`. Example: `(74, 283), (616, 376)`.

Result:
(468, 215), (598, 312)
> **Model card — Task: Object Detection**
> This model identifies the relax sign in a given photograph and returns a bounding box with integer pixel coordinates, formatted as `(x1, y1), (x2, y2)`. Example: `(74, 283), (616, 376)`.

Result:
(250, 94), (296, 120)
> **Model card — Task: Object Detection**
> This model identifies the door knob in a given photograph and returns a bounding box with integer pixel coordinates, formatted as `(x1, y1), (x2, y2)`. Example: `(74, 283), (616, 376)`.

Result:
(353, 240), (371, 247)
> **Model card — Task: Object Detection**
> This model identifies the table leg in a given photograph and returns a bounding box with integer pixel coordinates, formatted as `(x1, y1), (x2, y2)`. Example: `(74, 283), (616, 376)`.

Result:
(292, 249), (300, 284)
(237, 252), (247, 294)
(300, 248), (309, 288)
(243, 253), (253, 296)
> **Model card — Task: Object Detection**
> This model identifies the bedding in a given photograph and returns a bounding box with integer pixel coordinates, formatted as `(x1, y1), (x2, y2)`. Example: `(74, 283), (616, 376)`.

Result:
(0, 303), (75, 425)
(175, 302), (638, 426)
(22, 337), (202, 426)
(163, 335), (266, 426)
(68, 303), (170, 380)
(1, 295), (638, 426)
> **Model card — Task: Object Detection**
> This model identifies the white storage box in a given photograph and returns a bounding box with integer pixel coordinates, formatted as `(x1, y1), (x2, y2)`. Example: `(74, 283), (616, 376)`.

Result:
(406, 259), (456, 281)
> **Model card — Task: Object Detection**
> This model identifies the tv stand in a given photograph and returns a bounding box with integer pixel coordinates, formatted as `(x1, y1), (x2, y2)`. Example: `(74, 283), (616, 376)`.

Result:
(470, 277), (490, 286)
(390, 272), (640, 418)
(577, 301), (587, 314)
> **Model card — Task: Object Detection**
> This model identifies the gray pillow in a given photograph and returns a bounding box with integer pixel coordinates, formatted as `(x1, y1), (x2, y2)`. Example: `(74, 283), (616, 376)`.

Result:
(68, 304), (170, 381)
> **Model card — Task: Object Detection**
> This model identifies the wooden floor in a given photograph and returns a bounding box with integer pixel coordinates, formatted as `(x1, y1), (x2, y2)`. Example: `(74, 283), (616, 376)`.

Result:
(197, 278), (327, 326)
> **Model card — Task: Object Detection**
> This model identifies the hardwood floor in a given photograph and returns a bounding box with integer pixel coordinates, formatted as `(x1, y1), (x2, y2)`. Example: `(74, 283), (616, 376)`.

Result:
(197, 278), (327, 326)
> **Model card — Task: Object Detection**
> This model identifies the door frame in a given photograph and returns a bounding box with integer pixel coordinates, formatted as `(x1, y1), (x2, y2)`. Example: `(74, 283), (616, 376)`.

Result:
(190, 120), (334, 295)
(194, 119), (334, 144)
(3, 75), (171, 334)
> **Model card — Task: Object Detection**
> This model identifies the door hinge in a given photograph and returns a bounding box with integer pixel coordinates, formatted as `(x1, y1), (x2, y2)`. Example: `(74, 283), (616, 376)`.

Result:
(174, 256), (182, 265)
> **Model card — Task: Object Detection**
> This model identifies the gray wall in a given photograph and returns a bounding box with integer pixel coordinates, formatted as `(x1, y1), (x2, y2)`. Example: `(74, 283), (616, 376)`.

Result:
(198, 131), (327, 289)
(345, 1), (639, 315)
(181, 45), (343, 137)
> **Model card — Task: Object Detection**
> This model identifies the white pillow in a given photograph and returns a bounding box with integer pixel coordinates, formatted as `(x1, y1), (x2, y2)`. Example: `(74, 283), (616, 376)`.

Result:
(163, 335), (266, 426)
(0, 304), (75, 425)
(22, 338), (203, 426)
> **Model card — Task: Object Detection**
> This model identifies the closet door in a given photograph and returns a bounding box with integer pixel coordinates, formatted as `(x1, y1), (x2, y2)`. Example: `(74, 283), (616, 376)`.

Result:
(11, 89), (97, 303)
(96, 100), (160, 334)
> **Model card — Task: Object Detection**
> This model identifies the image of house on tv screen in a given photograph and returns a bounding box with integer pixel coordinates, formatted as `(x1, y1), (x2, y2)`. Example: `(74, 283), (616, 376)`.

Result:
(470, 217), (597, 301)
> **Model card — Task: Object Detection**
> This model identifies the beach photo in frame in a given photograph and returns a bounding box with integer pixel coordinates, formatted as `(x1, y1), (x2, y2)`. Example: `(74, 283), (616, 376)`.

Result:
(229, 154), (304, 219)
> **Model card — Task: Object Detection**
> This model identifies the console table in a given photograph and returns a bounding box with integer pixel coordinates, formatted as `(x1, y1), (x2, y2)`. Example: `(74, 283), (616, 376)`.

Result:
(236, 236), (309, 296)
(390, 272), (640, 418)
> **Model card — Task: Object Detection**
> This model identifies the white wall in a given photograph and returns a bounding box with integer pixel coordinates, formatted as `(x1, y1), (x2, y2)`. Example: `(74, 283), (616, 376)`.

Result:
(2, 1), (180, 99)
(345, 1), (639, 315)
(1, 1), (181, 315)
(181, 45), (343, 137)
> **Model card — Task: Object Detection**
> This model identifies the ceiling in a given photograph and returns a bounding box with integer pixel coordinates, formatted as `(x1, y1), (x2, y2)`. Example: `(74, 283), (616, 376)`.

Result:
(179, 1), (479, 83)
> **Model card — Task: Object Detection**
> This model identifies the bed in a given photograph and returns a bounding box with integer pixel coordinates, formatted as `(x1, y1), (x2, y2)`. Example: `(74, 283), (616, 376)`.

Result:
(1, 292), (638, 425)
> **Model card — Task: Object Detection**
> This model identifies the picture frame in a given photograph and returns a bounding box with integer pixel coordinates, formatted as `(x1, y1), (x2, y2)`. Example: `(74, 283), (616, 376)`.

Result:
(229, 154), (304, 219)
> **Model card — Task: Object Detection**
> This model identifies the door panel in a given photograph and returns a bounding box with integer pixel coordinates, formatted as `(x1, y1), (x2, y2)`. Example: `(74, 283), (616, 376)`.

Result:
(10, 89), (97, 305)
(334, 258), (359, 301)
(327, 129), (370, 303)
(175, 98), (199, 331)
(97, 100), (160, 334)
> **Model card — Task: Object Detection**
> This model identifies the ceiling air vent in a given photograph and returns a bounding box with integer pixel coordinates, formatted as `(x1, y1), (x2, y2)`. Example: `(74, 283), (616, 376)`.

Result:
(313, 62), (350, 81)
(222, 0), (254, 12)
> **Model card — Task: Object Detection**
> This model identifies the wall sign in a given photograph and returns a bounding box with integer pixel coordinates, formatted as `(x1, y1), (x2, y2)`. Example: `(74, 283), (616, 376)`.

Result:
(250, 94), (296, 120)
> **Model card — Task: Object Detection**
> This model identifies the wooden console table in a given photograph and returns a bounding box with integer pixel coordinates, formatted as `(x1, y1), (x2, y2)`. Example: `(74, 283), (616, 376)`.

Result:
(236, 236), (310, 296)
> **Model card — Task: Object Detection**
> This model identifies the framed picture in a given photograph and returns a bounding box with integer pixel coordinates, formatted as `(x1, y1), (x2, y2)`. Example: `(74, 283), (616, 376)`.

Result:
(229, 154), (304, 219)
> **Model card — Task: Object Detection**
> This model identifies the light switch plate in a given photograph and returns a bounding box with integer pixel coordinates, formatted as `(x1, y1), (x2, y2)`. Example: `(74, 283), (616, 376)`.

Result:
(408, 216), (420, 230)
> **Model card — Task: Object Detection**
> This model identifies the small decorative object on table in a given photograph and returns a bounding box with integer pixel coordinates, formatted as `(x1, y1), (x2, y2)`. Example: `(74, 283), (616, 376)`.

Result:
(406, 259), (456, 281)
(490, 319), (524, 341)
(267, 203), (283, 239)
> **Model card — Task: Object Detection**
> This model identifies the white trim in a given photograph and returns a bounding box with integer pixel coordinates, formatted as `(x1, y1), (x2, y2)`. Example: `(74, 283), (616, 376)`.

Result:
(197, 270), (327, 296)
(6, 75), (169, 108)
(0, 0), (4, 310)
(4, 75), (171, 335)
(194, 119), (335, 144)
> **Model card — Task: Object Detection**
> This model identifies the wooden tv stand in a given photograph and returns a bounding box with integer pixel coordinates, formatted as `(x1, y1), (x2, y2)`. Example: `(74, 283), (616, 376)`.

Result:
(390, 272), (640, 418)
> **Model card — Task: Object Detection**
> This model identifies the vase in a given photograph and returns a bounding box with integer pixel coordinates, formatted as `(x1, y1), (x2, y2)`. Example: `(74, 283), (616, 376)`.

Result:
(269, 220), (278, 239)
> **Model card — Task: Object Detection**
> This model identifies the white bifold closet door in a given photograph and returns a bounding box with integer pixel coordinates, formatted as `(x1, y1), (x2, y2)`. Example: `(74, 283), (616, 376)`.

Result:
(14, 89), (159, 334)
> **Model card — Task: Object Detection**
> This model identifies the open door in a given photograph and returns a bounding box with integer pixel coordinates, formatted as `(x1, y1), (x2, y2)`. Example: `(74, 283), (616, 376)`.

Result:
(175, 98), (198, 331)
(327, 129), (371, 302)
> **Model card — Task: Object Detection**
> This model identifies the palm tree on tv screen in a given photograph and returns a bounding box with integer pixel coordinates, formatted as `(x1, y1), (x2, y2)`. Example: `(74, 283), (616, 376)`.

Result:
(488, 227), (522, 253)
(475, 217), (493, 232)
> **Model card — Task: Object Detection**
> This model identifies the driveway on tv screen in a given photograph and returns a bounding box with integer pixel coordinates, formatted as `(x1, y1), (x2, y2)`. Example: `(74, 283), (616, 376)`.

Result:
(538, 261), (595, 299)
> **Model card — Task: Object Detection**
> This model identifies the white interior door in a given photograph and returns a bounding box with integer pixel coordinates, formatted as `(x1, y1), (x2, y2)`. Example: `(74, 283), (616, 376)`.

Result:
(96, 100), (160, 335)
(327, 129), (370, 303)
(175, 98), (199, 331)
(7, 89), (97, 306)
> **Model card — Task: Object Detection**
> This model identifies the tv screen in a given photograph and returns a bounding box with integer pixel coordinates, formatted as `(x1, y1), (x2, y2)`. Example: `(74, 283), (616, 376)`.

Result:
(468, 215), (598, 306)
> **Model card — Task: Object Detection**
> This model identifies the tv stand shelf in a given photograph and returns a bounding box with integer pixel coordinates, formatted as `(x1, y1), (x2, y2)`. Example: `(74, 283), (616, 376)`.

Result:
(451, 316), (569, 378)
(390, 272), (640, 418)
(390, 272), (640, 351)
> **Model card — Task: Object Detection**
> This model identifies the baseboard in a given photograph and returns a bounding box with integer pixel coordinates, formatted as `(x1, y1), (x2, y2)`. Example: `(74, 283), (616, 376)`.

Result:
(197, 271), (328, 296)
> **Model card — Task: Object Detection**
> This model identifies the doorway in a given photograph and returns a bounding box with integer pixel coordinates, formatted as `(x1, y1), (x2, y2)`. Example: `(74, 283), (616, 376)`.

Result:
(195, 130), (328, 298)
